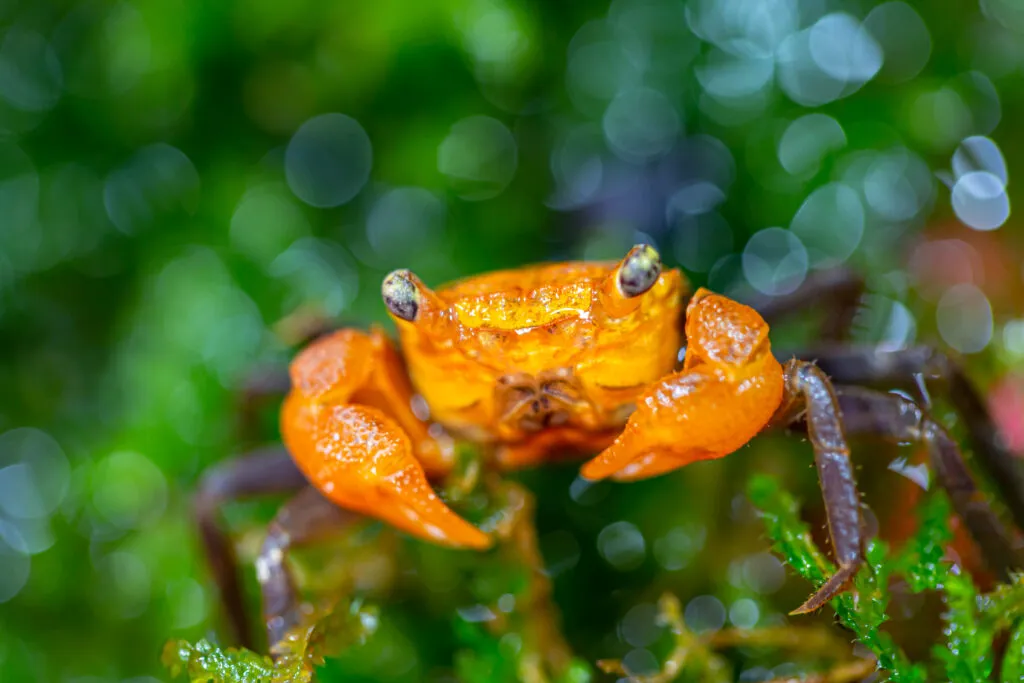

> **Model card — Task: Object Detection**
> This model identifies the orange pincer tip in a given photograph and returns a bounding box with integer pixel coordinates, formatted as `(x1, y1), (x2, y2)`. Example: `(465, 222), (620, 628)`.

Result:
(375, 465), (492, 550)
(579, 436), (639, 482)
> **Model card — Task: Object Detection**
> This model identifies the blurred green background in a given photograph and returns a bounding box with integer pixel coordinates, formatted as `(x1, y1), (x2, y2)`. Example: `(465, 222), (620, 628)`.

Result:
(2, 0), (1024, 680)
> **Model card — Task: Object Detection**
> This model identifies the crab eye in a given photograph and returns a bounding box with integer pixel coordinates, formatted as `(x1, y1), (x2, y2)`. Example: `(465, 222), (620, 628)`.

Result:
(382, 270), (420, 321)
(618, 244), (662, 298)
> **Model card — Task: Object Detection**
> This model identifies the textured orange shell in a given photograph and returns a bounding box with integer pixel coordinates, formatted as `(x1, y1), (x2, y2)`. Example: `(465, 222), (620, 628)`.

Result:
(390, 260), (688, 442)
(280, 257), (786, 548)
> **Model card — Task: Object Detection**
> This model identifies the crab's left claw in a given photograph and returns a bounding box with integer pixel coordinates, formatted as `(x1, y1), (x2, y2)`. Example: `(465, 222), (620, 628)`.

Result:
(581, 438), (709, 482)
(579, 368), (775, 482)
(582, 290), (786, 483)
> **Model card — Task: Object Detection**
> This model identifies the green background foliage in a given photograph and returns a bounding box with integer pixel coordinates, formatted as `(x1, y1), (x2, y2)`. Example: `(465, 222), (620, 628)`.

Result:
(2, 0), (1024, 680)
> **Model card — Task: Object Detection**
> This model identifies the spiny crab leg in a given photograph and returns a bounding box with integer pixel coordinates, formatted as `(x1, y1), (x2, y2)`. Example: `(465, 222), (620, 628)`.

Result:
(791, 345), (1024, 536)
(581, 289), (865, 613)
(831, 386), (1023, 580)
(282, 328), (491, 550)
(773, 360), (863, 613)
(259, 486), (353, 647)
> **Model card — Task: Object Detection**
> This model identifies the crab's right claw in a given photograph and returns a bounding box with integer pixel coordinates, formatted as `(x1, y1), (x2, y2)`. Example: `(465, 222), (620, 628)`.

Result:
(282, 398), (491, 550)
(374, 461), (492, 549)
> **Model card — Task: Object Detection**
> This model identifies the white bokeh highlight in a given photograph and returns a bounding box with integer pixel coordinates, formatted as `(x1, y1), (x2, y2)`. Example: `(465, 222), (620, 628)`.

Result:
(742, 228), (808, 296)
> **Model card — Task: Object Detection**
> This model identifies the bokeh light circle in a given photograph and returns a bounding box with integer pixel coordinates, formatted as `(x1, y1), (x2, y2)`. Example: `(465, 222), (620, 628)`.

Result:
(597, 520), (646, 571)
(937, 283), (993, 354)
(741, 228), (808, 296)
(684, 595), (726, 634)
(0, 428), (70, 520)
(808, 13), (883, 85)
(863, 2), (931, 83)
(91, 451), (168, 530)
(269, 237), (360, 317)
(621, 602), (661, 647)
(673, 212), (733, 273)
(104, 143), (201, 234)
(790, 183), (864, 269)
(286, 113), (373, 208)
(952, 135), (1007, 186)
(437, 115), (518, 200)
(951, 171), (1010, 231)
(603, 87), (681, 163)
(729, 598), (760, 629)
(0, 27), (63, 113)
(366, 187), (446, 267)
(230, 183), (311, 267)
(777, 114), (846, 177)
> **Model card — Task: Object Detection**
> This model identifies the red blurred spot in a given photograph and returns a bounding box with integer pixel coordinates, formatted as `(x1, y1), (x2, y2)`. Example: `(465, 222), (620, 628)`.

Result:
(911, 221), (1021, 313)
(989, 375), (1024, 454)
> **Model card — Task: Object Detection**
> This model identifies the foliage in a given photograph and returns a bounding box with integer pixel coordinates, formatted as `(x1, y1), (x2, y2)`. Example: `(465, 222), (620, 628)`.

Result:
(749, 475), (1024, 682)
(163, 598), (380, 683)
(3, 0), (1024, 679)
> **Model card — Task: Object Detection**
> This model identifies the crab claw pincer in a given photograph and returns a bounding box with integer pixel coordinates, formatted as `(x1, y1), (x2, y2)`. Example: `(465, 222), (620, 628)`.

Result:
(282, 399), (491, 550)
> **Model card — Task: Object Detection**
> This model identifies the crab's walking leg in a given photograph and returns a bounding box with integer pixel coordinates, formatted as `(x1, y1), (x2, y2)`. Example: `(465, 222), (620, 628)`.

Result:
(284, 328), (490, 549)
(774, 360), (864, 614)
(259, 486), (354, 648)
(195, 447), (308, 647)
(235, 367), (292, 444)
(791, 345), (1024, 533)
(832, 386), (1023, 580)
(233, 313), (344, 444)
(745, 267), (864, 341)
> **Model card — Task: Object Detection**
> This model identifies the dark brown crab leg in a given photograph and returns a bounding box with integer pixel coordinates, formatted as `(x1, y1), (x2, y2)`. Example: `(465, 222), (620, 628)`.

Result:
(832, 386), (1022, 580)
(235, 367), (293, 444)
(195, 447), (308, 647)
(789, 345), (1024, 535)
(772, 359), (865, 614)
(747, 267), (864, 342)
(234, 313), (344, 443)
(259, 486), (354, 649)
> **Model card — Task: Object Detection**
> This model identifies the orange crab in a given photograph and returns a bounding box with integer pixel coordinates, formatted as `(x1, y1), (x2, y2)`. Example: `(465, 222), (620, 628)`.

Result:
(197, 245), (1024, 649)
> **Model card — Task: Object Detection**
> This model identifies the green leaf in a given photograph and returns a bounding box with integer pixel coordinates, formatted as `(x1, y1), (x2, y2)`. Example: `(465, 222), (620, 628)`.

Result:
(162, 639), (280, 683)
(893, 493), (954, 593)
(1001, 621), (1024, 683)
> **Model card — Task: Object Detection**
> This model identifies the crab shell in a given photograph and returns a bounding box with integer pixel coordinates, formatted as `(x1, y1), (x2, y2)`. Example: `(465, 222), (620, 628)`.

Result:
(386, 257), (688, 443)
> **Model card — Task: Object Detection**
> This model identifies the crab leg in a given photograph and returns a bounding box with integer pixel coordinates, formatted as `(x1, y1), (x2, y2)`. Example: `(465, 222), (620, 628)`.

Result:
(195, 447), (308, 647)
(790, 345), (1024, 533)
(831, 386), (1022, 580)
(259, 486), (354, 647)
(283, 328), (490, 550)
(774, 360), (864, 613)
(745, 267), (864, 342)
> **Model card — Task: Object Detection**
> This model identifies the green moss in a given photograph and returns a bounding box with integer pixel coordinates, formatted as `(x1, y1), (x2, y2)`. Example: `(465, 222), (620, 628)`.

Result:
(164, 598), (379, 683)
(749, 474), (1024, 682)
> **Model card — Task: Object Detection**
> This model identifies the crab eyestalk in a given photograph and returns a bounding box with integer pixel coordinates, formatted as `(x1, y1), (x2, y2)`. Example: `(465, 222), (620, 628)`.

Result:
(598, 244), (663, 318)
(382, 269), (452, 334)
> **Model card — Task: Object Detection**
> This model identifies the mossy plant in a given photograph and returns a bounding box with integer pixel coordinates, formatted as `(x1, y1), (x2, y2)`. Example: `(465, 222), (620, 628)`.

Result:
(165, 471), (1024, 682)
(748, 474), (1024, 683)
